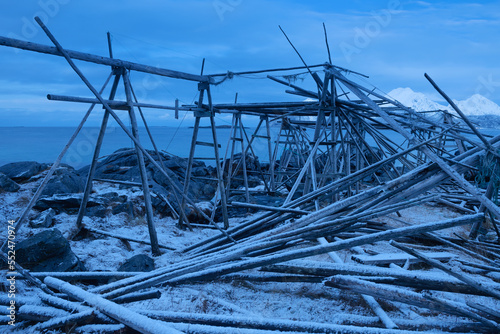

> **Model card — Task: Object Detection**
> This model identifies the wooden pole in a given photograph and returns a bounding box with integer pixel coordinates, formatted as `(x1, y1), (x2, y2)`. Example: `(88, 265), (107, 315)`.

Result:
(179, 115), (201, 229)
(123, 71), (161, 256)
(0, 35), (212, 83)
(75, 73), (121, 230)
(44, 277), (183, 334)
(425, 73), (497, 155)
(390, 240), (500, 300)
(317, 237), (398, 329)
(204, 84), (230, 229)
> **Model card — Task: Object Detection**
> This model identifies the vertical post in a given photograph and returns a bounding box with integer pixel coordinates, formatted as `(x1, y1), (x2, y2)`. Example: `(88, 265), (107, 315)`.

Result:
(207, 85), (229, 229)
(175, 99), (179, 119)
(238, 114), (250, 203)
(225, 114), (239, 197)
(264, 116), (276, 192)
(75, 73), (121, 230)
(178, 115), (200, 229)
(123, 71), (161, 256)
(179, 59), (206, 229)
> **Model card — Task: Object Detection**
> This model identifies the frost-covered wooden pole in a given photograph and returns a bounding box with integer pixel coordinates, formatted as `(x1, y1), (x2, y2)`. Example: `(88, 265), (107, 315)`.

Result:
(44, 277), (184, 334)
(101, 214), (483, 299)
(390, 240), (500, 300)
(317, 237), (398, 329)
(325, 275), (500, 331)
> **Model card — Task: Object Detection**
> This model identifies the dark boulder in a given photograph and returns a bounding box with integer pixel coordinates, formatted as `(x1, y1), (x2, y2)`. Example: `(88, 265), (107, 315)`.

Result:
(0, 173), (20, 192)
(0, 161), (48, 182)
(85, 205), (109, 218)
(41, 167), (85, 196)
(34, 194), (108, 213)
(118, 254), (154, 272)
(16, 228), (85, 272)
(223, 153), (264, 189)
(112, 201), (135, 217)
(30, 208), (55, 228)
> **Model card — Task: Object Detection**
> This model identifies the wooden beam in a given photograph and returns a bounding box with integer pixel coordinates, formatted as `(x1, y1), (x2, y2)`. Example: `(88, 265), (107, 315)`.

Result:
(0, 35), (212, 83)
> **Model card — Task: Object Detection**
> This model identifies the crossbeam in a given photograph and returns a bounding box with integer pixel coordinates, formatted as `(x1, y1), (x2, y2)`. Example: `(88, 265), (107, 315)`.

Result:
(0, 35), (212, 83)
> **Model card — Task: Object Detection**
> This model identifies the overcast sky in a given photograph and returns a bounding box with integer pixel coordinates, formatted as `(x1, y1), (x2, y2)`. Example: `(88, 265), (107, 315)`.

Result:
(1, 0), (499, 127)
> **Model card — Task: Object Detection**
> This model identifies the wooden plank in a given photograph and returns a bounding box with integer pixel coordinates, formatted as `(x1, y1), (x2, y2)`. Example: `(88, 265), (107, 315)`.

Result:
(196, 141), (221, 148)
(351, 252), (455, 266)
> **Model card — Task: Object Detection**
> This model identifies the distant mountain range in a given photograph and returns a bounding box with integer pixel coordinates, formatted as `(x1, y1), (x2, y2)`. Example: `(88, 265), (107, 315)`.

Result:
(387, 88), (500, 128)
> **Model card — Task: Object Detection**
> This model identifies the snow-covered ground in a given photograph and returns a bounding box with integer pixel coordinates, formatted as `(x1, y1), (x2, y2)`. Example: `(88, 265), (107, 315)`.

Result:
(1, 178), (500, 333)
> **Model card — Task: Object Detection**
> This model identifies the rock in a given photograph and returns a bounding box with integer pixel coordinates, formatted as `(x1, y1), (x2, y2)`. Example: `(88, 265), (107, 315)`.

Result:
(0, 173), (20, 192)
(112, 201), (135, 217)
(192, 166), (208, 177)
(118, 254), (154, 272)
(101, 192), (127, 204)
(85, 205), (109, 218)
(152, 167), (182, 189)
(0, 161), (48, 182)
(30, 208), (55, 228)
(34, 194), (108, 213)
(223, 153), (263, 188)
(41, 167), (85, 196)
(16, 228), (85, 272)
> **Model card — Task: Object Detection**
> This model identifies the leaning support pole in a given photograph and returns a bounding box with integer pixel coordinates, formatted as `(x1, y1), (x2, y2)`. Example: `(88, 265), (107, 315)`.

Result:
(75, 73), (121, 230)
(425, 73), (497, 155)
(34, 16), (235, 244)
(0, 73), (113, 251)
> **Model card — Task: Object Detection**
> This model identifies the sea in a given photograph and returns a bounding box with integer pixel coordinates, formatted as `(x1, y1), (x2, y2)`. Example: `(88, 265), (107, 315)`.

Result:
(0, 126), (272, 169)
(1, 126), (499, 170)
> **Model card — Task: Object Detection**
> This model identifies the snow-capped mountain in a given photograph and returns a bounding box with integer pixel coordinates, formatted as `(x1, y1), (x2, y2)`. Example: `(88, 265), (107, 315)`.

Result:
(387, 87), (449, 112)
(386, 87), (500, 117)
(454, 94), (500, 117)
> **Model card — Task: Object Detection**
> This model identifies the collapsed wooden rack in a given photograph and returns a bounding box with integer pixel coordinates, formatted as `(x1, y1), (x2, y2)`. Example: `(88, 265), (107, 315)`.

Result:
(1, 17), (500, 333)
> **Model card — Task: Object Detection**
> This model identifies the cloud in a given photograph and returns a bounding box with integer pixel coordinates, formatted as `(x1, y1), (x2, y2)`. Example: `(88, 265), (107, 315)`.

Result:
(0, 0), (499, 127)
